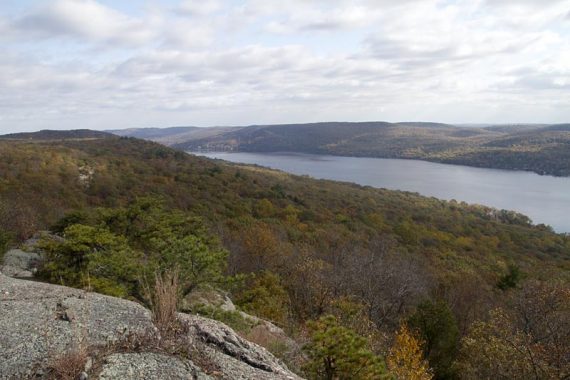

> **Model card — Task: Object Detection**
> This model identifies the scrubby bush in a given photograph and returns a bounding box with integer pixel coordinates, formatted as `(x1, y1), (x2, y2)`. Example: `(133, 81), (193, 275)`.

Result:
(192, 304), (257, 333)
(303, 315), (390, 380)
(235, 271), (290, 326)
(38, 224), (141, 297)
(408, 300), (459, 380)
(38, 199), (229, 300)
(0, 229), (11, 259)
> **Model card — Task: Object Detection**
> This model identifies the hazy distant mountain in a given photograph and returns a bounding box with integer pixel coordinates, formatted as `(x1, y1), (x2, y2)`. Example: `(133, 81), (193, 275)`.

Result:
(107, 126), (242, 146)
(22, 121), (562, 176)
(166, 121), (570, 176)
(482, 124), (548, 133)
(171, 121), (494, 154)
(108, 126), (197, 139)
(0, 129), (114, 140)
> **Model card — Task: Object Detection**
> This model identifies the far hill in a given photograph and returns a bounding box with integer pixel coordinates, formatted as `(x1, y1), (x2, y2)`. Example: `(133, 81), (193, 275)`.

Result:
(108, 126), (198, 139)
(0, 129), (114, 141)
(482, 124), (548, 133)
(107, 126), (241, 145)
(173, 121), (476, 153)
(164, 121), (570, 177)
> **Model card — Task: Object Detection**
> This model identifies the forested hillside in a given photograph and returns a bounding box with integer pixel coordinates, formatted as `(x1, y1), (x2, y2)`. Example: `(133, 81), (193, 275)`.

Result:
(108, 126), (241, 146)
(1, 133), (569, 379)
(170, 122), (570, 176)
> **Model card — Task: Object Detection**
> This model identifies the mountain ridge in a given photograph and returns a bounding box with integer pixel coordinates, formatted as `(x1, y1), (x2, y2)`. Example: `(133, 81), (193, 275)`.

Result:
(5, 122), (570, 176)
(0, 129), (114, 141)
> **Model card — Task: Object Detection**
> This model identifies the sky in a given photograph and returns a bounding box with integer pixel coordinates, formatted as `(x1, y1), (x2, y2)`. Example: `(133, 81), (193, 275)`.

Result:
(1, 0), (569, 133)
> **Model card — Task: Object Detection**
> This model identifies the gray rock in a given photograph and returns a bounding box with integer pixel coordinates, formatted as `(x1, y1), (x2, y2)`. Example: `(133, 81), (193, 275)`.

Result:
(180, 313), (301, 379)
(98, 352), (211, 380)
(0, 273), (302, 379)
(1, 249), (42, 278)
(0, 272), (154, 378)
(182, 287), (303, 377)
(182, 287), (237, 312)
(0, 264), (33, 278)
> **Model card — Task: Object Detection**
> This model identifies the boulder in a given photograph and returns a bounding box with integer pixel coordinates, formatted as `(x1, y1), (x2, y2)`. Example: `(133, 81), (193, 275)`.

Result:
(182, 287), (303, 374)
(0, 273), (302, 379)
(0, 231), (64, 278)
(1, 249), (42, 278)
(0, 272), (155, 378)
(181, 313), (299, 379)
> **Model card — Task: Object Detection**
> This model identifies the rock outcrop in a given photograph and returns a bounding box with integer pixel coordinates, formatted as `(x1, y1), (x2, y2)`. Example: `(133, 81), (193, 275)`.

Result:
(98, 353), (210, 380)
(0, 249), (42, 278)
(0, 231), (58, 278)
(180, 313), (299, 380)
(183, 287), (303, 368)
(0, 272), (301, 379)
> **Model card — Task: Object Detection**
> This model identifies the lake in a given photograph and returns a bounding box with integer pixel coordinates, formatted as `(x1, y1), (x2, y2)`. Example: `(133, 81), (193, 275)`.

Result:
(191, 151), (570, 233)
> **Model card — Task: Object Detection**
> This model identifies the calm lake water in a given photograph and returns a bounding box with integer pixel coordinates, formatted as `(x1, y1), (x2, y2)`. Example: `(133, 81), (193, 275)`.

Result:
(192, 151), (570, 233)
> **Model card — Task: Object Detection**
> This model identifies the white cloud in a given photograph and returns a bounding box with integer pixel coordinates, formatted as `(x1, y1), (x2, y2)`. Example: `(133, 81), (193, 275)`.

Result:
(177, 0), (223, 16)
(264, 6), (374, 34)
(0, 0), (569, 133)
(12, 0), (156, 45)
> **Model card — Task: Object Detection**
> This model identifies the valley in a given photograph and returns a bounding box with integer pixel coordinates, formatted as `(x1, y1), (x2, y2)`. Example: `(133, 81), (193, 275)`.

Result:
(114, 122), (570, 177)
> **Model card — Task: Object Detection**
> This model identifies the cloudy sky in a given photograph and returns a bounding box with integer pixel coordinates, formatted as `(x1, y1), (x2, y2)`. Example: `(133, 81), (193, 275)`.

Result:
(1, 0), (569, 133)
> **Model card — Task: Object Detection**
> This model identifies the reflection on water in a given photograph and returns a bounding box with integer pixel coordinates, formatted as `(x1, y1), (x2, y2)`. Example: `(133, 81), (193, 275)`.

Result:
(191, 151), (570, 233)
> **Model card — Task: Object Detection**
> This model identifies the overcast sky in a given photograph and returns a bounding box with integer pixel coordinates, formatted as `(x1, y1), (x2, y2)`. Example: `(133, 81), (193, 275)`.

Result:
(1, 0), (569, 133)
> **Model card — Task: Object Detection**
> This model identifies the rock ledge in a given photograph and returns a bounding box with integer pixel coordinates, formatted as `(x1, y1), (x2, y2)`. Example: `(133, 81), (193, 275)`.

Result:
(0, 272), (301, 379)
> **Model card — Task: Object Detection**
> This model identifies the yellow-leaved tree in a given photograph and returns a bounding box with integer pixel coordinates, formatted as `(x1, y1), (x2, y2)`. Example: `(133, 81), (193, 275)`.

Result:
(387, 323), (433, 380)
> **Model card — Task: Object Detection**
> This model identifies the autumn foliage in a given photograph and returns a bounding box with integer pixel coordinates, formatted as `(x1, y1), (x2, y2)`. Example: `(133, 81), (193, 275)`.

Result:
(1, 136), (569, 379)
(387, 324), (433, 380)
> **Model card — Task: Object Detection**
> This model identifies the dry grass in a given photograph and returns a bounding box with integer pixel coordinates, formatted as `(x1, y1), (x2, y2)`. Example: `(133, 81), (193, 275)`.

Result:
(143, 268), (180, 334)
(46, 347), (88, 380)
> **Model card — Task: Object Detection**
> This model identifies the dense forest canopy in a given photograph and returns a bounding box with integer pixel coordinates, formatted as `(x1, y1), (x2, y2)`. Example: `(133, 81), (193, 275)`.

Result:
(0, 133), (569, 379)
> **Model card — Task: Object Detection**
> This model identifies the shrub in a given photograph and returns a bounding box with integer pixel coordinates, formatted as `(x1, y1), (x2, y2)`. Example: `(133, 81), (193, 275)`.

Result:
(235, 270), (290, 326)
(37, 224), (141, 297)
(497, 264), (522, 290)
(0, 229), (11, 259)
(192, 304), (257, 333)
(38, 199), (230, 301)
(50, 210), (90, 234)
(150, 234), (228, 298)
(408, 300), (459, 380)
(303, 315), (390, 380)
